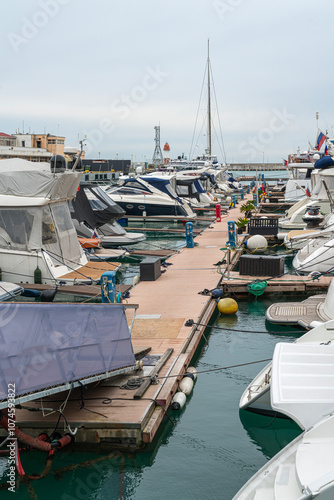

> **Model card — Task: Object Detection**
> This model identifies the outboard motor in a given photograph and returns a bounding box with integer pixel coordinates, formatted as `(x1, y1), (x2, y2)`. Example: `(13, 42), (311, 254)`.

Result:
(302, 205), (325, 228)
(50, 155), (66, 173)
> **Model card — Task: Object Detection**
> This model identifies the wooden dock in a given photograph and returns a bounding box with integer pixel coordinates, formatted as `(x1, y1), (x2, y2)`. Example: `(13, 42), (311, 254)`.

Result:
(9, 195), (332, 451)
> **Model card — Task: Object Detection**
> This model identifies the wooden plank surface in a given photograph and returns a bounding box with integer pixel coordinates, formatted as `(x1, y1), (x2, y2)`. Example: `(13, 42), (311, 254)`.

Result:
(59, 261), (120, 280)
(133, 348), (174, 399)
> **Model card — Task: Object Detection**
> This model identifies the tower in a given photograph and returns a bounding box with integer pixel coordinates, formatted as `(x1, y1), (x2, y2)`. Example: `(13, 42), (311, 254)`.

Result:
(163, 142), (170, 165)
(152, 126), (163, 167)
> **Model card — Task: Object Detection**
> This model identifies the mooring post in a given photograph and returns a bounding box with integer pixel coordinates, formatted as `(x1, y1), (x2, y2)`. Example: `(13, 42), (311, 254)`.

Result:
(227, 221), (236, 249)
(185, 222), (194, 248)
(216, 204), (221, 222)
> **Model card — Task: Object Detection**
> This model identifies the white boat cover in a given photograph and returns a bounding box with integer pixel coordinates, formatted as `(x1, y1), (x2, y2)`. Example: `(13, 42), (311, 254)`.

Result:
(271, 342), (334, 430)
(0, 159), (82, 200)
(0, 303), (135, 402)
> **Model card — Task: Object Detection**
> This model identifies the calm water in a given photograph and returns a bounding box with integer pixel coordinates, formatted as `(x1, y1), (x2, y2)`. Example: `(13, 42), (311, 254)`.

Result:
(2, 297), (304, 500)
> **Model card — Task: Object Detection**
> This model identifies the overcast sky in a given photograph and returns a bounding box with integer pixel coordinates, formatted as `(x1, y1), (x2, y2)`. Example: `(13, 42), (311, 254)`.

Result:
(1, 0), (334, 164)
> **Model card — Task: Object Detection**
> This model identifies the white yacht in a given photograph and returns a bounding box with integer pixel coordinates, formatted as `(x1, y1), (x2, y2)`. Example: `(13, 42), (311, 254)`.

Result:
(103, 176), (196, 219)
(293, 233), (334, 274)
(233, 411), (334, 499)
(278, 164), (334, 231)
(239, 314), (334, 417)
(0, 157), (96, 285)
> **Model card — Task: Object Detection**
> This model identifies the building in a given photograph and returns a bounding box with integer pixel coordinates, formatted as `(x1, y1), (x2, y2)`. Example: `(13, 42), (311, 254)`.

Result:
(0, 132), (69, 162)
(0, 133), (16, 147)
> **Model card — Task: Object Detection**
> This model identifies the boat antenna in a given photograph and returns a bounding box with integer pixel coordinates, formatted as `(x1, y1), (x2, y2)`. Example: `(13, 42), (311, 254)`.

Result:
(207, 38), (211, 157)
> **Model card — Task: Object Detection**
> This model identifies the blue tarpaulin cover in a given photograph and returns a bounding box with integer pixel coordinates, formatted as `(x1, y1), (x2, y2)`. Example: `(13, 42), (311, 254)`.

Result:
(0, 303), (135, 401)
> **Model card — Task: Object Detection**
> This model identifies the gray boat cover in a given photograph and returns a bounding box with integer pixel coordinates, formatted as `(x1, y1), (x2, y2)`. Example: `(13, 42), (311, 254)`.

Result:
(0, 303), (135, 401)
(0, 159), (82, 200)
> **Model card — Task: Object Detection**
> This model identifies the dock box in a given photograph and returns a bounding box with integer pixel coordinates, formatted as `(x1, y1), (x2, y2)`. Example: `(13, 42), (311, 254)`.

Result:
(248, 218), (279, 236)
(239, 255), (285, 277)
(140, 257), (161, 281)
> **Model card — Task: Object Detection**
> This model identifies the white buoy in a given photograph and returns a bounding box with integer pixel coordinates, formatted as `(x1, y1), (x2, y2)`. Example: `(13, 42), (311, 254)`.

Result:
(245, 234), (268, 252)
(186, 367), (197, 380)
(171, 392), (186, 410)
(179, 376), (194, 395)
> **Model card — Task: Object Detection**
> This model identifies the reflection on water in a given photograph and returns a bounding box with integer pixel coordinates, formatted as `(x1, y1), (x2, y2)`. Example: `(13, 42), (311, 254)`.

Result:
(239, 410), (301, 461)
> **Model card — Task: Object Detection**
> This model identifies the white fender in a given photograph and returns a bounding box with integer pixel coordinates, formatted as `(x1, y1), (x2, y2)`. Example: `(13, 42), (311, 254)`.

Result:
(171, 391), (186, 410)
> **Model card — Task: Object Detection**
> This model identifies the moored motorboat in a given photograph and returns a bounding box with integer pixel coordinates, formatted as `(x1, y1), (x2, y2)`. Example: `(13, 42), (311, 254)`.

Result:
(103, 176), (196, 219)
(239, 317), (334, 417)
(71, 183), (146, 246)
(233, 412), (334, 499)
(0, 157), (95, 285)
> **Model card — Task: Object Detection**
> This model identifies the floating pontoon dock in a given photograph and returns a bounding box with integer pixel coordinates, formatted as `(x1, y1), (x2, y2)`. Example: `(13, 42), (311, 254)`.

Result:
(9, 197), (332, 450)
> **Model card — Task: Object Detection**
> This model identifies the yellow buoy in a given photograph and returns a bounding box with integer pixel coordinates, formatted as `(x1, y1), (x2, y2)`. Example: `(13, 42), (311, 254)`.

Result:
(217, 297), (238, 315)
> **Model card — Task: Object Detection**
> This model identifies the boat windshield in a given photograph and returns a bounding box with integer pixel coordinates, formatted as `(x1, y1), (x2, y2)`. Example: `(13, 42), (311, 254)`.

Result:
(84, 188), (108, 210)
(0, 208), (35, 250)
(90, 187), (120, 208)
(107, 178), (153, 194)
(141, 177), (179, 199)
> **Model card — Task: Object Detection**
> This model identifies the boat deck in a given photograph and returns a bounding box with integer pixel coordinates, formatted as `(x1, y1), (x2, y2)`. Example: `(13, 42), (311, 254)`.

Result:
(58, 260), (120, 281)
(265, 294), (328, 328)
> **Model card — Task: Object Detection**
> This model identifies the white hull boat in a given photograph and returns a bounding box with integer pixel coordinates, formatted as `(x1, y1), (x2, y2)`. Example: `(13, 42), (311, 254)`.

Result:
(293, 232), (334, 275)
(0, 158), (95, 285)
(233, 412), (334, 499)
(103, 177), (196, 219)
(239, 317), (334, 417)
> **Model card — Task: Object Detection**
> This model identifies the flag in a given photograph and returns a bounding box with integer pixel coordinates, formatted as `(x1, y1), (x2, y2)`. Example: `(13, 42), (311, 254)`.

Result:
(325, 145), (328, 155)
(305, 187), (311, 197)
(282, 159), (288, 166)
(316, 131), (326, 151)
(92, 229), (98, 238)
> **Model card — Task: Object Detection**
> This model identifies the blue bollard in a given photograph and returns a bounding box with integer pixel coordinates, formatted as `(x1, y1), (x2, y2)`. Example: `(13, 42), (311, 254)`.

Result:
(240, 188), (244, 200)
(185, 222), (194, 248)
(253, 193), (257, 204)
(227, 221), (236, 248)
(231, 194), (236, 207)
(246, 185), (250, 194)
(101, 270), (117, 303)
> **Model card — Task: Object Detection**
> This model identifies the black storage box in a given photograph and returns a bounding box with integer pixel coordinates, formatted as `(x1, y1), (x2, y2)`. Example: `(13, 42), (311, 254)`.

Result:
(248, 218), (279, 236)
(140, 257), (161, 281)
(239, 255), (284, 277)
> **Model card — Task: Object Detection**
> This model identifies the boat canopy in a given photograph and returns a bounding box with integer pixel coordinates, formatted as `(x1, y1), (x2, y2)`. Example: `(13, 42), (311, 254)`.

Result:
(140, 176), (181, 200)
(0, 303), (135, 404)
(0, 159), (82, 200)
(314, 155), (334, 169)
(71, 184), (125, 230)
(0, 202), (84, 265)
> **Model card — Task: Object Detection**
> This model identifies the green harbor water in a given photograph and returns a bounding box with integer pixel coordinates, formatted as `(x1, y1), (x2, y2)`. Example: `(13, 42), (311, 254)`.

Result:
(1, 297), (305, 500)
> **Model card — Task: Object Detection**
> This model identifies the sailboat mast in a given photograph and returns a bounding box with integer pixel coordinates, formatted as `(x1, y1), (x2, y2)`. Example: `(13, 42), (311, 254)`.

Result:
(207, 39), (211, 157)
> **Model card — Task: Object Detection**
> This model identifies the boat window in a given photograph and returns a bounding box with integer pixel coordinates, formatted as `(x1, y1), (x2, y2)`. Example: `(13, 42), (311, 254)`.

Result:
(115, 187), (151, 196)
(0, 209), (34, 246)
(51, 204), (74, 232)
(42, 207), (57, 244)
(176, 185), (189, 196)
(123, 180), (152, 193)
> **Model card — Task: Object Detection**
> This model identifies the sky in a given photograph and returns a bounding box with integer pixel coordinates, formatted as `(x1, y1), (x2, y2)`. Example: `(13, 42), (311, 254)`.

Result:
(1, 0), (334, 164)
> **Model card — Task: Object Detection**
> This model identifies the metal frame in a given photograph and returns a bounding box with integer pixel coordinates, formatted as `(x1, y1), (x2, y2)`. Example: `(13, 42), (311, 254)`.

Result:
(0, 364), (138, 410)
